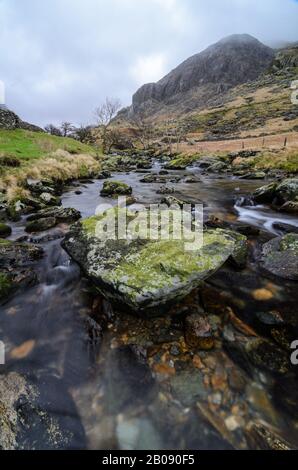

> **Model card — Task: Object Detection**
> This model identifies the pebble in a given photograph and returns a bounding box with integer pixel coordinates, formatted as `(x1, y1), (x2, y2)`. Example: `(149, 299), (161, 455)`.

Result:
(224, 415), (245, 431)
(252, 288), (273, 301)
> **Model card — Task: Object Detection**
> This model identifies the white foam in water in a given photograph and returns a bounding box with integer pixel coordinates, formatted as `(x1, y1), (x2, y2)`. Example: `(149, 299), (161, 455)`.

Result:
(235, 204), (298, 234)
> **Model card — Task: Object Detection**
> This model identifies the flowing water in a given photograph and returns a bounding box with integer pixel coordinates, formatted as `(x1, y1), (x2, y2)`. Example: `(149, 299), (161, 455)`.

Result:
(1, 165), (298, 449)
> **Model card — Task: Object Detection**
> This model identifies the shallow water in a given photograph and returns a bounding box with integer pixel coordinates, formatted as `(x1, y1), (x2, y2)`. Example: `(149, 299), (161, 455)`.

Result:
(1, 166), (298, 449)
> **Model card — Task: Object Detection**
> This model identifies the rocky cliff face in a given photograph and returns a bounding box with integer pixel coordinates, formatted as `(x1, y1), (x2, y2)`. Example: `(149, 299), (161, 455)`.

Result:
(129, 34), (275, 117)
(0, 107), (43, 132)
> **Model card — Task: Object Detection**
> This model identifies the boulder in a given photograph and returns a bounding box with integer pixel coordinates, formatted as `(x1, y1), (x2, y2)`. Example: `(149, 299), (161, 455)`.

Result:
(207, 161), (227, 172)
(224, 336), (291, 376)
(6, 200), (26, 221)
(139, 174), (164, 183)
(0, 372), (85, 449)
(62, 208), (247, 310)
(275, 178), (298, 204)
(26, 178), (56, 195)
(136, 160), (152, 169)
(0, 222), (12, 238)
(279, 201), (298, 214)
(184, 176), (200, 183)
(0, 239), (43, 301)
(253, 178), (298, 206)
(25, 217), (57, 233)
(96, 170), (111, 179)
(156, 185), (175, 195)
(239, 171), (266, 180)
(253, 182), (277, 204)
(197, 157), (220, 169)
(27, 206), (81, 224)
(160, 196), (185, 208)
(260, 233), (298, 280)
(100, 180), (132, 197)
(39, 192), (61, 206)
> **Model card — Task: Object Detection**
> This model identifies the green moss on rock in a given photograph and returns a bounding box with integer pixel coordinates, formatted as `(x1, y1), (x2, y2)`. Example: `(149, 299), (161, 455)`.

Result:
(0, 272), (12, 300)
(63, 208), (247, 310)
(100, 180), (132, 197)
(0, 223), (12, 238)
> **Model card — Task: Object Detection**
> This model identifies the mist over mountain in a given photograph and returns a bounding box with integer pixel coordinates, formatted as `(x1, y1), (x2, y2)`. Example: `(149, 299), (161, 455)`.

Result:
(122, 34), (275, 119)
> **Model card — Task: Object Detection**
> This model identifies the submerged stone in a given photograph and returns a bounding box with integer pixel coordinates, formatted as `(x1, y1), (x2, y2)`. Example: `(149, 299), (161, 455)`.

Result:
(62, 207), (247, 310)
(184, 313), (214, 350)
(260, 233), (298, 280)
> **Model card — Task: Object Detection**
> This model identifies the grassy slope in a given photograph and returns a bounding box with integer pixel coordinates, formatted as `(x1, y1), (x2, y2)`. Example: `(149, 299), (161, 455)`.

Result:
(0, 130), (101, 200)
(0, 129), (96, 161)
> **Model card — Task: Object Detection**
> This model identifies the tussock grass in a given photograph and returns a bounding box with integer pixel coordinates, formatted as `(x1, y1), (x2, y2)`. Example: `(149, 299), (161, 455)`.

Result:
(0, 150), (101, 201)
(232, 149), (298, 173)
(0, 130), (102, 201)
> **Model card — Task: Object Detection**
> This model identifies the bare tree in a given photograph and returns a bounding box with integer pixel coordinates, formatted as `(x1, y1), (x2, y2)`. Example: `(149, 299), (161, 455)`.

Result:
(163, 119), (174, 153)
(60, 121), (74, 137)
(44, 124), (62, 136)
(104, 128), (122, 153)
(172, 122), (187, 152)
(130, 110), (154, 150)
(94, 97), (121, 153)
(74, 125), (95, 144)
(162, 120), (187, 153)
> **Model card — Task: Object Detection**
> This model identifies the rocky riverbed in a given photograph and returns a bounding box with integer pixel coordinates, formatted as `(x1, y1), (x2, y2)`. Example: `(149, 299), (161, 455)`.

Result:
(0, 157), (298, 449)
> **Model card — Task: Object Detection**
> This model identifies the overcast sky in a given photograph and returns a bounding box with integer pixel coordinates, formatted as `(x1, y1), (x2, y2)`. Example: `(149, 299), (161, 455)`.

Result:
(0, 0), (297, 127)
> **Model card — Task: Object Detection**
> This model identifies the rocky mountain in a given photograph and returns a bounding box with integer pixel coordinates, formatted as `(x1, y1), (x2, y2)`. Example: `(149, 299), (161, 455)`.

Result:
(0, 106), (43, 132)
(121, 34), (275, 120)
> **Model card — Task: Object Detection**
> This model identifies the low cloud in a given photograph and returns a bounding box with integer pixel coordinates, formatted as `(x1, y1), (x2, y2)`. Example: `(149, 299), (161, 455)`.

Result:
(0, 0), (297, 127)
(130, 53), (167, 87)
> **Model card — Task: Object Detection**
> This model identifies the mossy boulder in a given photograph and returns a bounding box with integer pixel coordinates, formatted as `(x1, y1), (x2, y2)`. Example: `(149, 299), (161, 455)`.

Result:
(260, 233), (298, 280)
(25, 217), (57, 233)
(26, 206), (81, 224)
(100, 180), (132, 197)
(6, 200), (25, 221)
(39, 192), (61, 206)
(275, 178), (298, 203)
(0, 272), (13, 300)
(253, 182), (278, 204)
(136, 160), (152, 169)
(62, 208), (247, 311)
(0, 223), (12, 238)
(253, 178), (298, 205)
(280, 201), (298, 214)
(96, 170), (111, 179)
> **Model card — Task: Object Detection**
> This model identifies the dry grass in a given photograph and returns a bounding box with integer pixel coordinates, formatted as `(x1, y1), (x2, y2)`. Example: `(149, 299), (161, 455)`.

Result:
(178, 131), (298, 154)
(0, 149), (101, 201)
